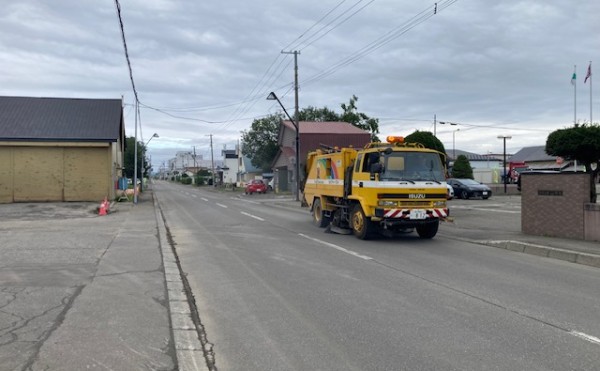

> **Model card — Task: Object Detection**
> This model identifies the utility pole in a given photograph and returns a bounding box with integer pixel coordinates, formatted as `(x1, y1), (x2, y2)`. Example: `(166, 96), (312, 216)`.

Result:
(133, 101), (139, 204)
(433, 114), (436, 136)
(208, 134), (215, 186)
(282, 50), (300, 201)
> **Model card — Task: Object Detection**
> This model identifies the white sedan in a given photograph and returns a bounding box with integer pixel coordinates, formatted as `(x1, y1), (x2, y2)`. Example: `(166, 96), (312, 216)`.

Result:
(446, 182), (454, 200)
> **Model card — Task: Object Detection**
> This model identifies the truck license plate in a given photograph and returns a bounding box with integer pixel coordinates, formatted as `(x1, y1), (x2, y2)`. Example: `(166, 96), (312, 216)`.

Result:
(410, 209), (427, 220)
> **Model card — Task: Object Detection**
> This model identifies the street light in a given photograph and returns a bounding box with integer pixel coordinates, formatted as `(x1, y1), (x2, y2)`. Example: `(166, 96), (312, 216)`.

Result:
(267, 92), (300, 202)
(452, 128), (460, 160)
(438, 121), (458, 137)
(146, 132), (159, 146)
(497, 135), (512, 194)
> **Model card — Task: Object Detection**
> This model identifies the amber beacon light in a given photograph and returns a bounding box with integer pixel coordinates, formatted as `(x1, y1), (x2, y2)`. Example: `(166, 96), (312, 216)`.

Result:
(386, 136), (405, 144)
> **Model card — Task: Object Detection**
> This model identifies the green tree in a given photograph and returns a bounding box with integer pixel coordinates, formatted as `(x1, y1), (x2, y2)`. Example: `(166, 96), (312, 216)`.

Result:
(242, 96), (381, 171)
(340, 95), (380, 142)
(298, 106), (340, 121)
(404, 131), (446, 154)
(546, 123), (600, 202)
(241, 114), (282, 171)
(124, 136), (149, 179)
(451, 155), (473, 179)
(404, 131), (447, 167)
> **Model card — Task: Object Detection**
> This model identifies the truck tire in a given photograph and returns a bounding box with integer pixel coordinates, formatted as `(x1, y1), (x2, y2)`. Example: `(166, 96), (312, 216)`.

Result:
(312, 198), (329, 228)
(351, 204), (375, 240)
(416, 220), (439, 239)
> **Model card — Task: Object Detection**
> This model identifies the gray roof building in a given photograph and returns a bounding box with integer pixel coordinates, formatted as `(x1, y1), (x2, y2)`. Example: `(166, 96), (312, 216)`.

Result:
(0, 96), (125, 203)
(0, 96), (123, 142)
(509, 145), (555, 163)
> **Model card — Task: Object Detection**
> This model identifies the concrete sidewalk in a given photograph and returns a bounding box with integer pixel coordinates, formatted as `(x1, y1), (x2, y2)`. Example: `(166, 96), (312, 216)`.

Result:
(0, 192), (204, 370)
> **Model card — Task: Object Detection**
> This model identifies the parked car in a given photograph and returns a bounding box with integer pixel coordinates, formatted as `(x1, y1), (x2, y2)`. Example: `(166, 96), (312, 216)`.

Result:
(245, 179), (268, 195)
(447, 178), (492, 199)
(446, 182), (454, 200)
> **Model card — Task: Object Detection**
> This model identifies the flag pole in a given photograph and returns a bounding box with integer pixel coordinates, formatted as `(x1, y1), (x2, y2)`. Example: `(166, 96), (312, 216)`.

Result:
(590, 61), (593, 124)
(574, 64), (577, 124)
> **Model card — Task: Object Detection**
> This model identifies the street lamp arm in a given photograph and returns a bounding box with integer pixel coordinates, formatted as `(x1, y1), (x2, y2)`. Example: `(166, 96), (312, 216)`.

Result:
(267, 92), (297, 130)
(267, 91), (300, 202)
(145, 133), (159, 146)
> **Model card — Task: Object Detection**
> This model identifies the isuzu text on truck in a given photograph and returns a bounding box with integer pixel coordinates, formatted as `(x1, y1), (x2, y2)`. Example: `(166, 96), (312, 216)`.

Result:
(303, 136), (449, 239)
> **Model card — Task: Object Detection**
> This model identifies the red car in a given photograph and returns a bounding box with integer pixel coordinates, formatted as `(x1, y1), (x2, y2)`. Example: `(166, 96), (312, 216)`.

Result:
(245, 179), (268, 195)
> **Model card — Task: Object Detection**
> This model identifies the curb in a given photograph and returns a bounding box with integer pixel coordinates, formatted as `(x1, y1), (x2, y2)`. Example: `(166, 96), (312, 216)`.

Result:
(481, 240), (600, 268)
(153, 196), (211, 371)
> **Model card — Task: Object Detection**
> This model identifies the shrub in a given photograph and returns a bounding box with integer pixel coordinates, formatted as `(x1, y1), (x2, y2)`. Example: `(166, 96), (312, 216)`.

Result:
(451, 155), (473, 179)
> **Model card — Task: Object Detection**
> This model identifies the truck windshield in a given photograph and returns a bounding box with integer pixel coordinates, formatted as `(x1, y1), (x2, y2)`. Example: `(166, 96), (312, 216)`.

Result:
(381, 152), (445, 182)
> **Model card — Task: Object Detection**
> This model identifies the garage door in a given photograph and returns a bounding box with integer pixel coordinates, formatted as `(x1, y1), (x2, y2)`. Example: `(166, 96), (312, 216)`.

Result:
(64, 147), (109, 201)
(14, 147), (64, 202)
(3, 146), (110, 203)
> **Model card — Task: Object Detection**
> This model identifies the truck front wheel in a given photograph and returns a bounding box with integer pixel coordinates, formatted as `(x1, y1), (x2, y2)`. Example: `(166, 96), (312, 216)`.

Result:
(416, 220), (439, 239)
(312, 198), (330, 228)
(351, 204), (376, 240)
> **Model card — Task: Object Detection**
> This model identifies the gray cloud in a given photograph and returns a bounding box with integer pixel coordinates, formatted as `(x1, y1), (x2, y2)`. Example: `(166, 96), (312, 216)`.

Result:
(1, 0), (598, 167)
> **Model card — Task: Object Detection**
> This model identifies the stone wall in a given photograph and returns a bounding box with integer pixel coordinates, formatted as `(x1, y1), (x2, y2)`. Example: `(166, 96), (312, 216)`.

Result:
(584, 203), (600, 241)
(521, 173), (590, 239)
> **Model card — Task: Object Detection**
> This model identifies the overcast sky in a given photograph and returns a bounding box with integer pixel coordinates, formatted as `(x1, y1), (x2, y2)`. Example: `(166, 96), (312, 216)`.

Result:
(1, 0), (598, 168)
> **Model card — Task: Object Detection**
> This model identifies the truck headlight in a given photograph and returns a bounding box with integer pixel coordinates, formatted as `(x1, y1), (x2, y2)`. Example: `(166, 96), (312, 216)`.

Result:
(378, 200), (397, 207)
(433, 201), (447, 208)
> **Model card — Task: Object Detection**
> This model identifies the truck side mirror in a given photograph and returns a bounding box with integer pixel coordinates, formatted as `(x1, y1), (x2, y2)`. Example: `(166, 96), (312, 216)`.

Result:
(370, 163), (383, 180)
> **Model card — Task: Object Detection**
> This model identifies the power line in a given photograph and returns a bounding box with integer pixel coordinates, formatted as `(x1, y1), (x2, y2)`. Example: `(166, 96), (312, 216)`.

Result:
(297, 0), (376, 51)
(217, 0), (376, 130)
(114, 0), (138, 103)
(281, 0), (349, 51)
(303, 0), (458, 87)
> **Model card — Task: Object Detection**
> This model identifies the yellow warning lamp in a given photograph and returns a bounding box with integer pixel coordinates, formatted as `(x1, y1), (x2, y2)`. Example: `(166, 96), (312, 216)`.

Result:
(386, 136), (405, 144)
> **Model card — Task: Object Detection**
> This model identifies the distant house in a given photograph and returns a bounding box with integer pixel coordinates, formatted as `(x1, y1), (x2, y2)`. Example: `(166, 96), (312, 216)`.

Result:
(0, 96), (125, 203)
(510, 145), (572, 170)
(450, 149), (503, 169)
(271, 121), (371, 193)
(238, 155), (263, 185)
(221, 148), (239, 185)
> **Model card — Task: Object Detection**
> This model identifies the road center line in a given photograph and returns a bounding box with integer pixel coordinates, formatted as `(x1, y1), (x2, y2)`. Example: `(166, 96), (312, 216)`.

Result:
(216, 203), (228, 208)
(570, 331), (600, 345)
(298, 233), (372, 261)
(240, 211), (265, 221)
(201, 198), (209, 202)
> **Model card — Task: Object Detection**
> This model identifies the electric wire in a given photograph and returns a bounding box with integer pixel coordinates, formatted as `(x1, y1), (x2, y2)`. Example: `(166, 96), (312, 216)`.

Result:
(296, 0), (376, 52)
(303, 0), (457, 87)
(281, 0), (348, 51)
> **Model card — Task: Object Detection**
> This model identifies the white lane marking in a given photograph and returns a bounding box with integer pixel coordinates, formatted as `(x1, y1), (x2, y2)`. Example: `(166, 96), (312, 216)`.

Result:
(216, 203), (228, 208)
(570, 331), (600, 345)
(201, 198), (209, 202)
(451, 206), (520, 214)
(298, 233), (372, 261)
(236, 198), (260, 204)
(192, 194), (197, 198)
(240, 211), (265, 221)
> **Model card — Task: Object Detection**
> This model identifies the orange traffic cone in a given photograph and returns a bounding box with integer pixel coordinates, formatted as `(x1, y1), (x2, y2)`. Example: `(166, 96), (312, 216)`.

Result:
(98, 198), (107, 216)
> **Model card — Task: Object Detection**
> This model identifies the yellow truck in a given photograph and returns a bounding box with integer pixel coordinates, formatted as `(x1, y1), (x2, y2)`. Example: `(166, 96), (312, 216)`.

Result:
(303, 136), (448, 239)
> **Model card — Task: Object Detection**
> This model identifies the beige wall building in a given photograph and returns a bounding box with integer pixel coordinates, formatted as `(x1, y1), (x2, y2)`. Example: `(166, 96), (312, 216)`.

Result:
(0, 96), (125, 203)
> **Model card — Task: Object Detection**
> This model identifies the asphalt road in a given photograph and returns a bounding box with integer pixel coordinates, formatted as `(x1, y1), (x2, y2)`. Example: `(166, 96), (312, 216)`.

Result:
(154, 181), (600, 371)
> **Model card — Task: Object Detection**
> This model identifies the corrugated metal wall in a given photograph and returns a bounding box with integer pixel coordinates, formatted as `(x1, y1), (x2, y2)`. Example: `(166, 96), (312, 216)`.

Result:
(0, 146), (110, 203)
